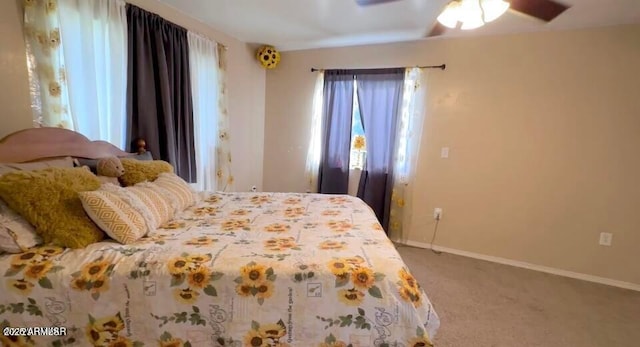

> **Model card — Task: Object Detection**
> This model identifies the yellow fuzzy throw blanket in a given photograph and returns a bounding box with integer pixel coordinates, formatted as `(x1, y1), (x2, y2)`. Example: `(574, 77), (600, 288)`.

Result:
(118, 159), (173, 186)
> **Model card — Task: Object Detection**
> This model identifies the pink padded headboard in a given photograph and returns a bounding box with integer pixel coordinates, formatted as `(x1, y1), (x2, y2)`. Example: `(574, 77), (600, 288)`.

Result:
(0, 128), (134, 163)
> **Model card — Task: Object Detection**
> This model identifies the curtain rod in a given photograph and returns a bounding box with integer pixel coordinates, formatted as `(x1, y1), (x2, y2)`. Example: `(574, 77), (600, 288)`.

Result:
(126, 3), (228, 50)
(310, 64), (445, 72)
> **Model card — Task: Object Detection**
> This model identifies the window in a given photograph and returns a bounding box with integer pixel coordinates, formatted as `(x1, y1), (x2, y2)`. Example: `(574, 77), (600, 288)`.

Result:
(349, 81), (366, 170)
(56, 0), (128, 149)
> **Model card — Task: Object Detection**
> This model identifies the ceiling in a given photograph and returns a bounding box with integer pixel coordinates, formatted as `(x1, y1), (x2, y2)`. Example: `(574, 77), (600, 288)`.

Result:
(157, 0), (640, 51)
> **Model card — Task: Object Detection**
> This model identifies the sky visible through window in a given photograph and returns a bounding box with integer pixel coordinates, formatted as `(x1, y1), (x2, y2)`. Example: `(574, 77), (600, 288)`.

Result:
(352, 96), (364, 138)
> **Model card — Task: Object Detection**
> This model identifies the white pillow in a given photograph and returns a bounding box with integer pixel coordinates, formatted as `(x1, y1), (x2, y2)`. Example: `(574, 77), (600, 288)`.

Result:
(0, 200), (41, 253)
(0, 157), (74, 176)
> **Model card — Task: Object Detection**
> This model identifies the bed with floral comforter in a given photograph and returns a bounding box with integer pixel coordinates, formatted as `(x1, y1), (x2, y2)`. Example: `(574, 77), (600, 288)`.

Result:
(0, 192), (439, 347)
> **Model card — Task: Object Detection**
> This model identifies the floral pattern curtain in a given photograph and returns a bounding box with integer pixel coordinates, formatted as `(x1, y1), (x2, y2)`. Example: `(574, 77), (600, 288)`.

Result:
(389, 68), (427, 241)
(305, 71), (325, 193)
(215, 44), (234, 191)
(23, 0), (74, 129)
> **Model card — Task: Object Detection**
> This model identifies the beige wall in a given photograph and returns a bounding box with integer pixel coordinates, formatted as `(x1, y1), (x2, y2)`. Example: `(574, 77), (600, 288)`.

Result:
(0, 0), (265, 192)
(264, 24), (640, 285)
(0, 0), (33, 136)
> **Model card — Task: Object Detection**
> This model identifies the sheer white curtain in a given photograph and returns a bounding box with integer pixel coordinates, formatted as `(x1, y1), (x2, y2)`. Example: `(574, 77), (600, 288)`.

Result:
(188, 32), (219, 191)
(389, 67), (427, 240)
(58, 0), (127, 149)
(305, 71), (325, 193)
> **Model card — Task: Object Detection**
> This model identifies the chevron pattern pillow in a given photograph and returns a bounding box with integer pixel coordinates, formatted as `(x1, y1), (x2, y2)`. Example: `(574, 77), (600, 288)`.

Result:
(124, 185), (174, 231)
(79, 190), (148, 244)
(143, 173), (197, 213)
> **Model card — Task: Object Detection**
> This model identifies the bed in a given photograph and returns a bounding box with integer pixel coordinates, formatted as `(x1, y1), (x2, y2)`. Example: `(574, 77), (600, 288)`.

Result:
(0, 128), (439, 347)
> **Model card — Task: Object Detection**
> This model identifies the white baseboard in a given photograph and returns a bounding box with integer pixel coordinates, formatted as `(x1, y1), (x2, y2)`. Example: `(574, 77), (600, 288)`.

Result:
(393, 239), (640, 292)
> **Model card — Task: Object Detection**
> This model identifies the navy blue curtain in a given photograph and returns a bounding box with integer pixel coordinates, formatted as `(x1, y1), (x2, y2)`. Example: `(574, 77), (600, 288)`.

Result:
(318, 70), (354, 194)
(126, 4), (196, 182)
(355, 68), (404, 229)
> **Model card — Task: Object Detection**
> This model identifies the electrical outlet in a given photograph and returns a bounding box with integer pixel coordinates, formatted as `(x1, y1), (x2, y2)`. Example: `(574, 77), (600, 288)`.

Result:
(599, 232), (612, 246)
(440, 147), (449, 158)
(434, 208), (443, 220)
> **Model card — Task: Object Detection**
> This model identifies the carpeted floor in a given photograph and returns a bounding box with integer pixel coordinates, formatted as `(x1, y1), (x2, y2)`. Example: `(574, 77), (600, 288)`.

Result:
(397, 245), (640, 347)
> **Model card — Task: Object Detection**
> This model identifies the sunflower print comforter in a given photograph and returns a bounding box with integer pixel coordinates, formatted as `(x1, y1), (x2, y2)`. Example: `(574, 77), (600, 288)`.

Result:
(0, 193), (439, 347)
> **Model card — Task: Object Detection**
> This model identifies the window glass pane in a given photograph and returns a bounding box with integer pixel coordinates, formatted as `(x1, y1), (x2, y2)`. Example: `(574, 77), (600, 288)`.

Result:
(350, 81), (366, 169)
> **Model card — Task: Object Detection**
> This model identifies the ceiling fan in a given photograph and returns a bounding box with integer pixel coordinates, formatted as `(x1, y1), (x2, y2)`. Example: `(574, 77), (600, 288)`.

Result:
(355, 0), (571, 37)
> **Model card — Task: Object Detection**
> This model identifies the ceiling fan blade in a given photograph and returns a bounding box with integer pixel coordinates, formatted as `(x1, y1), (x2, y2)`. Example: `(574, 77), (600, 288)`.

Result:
(509, 0), (570, 22)
(426, 22), (448, 37)
(355, 0), (401, 6)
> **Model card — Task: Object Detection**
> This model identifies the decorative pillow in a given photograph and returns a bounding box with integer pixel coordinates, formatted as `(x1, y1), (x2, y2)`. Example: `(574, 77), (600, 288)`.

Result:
(0, 157), (74, 176)
(97, 176), (121, 186)
(101, 183), (174, 232)
(0, 157), (75, 252)
(128, 151), (154, 161)
(0, 167), (104, 248)
(119, 159), (173, 187)
(143, 173), (197, 213)
(75, 152), (153, 173)
(79, 190), (148, 244)
(0, 200), (42, 253)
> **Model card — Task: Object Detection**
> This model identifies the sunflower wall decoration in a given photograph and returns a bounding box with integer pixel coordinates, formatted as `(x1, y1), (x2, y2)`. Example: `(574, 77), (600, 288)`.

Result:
(256, 45), (281, 69)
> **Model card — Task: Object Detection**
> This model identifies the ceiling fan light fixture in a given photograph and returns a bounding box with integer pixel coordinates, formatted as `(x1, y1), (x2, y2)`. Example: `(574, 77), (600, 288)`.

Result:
(480, 0), (510, 22)
(436, 1), (461, 29)
(459, 16), (485, 30)
(436, 0), (511, 32)
(458, 0), (484, 30)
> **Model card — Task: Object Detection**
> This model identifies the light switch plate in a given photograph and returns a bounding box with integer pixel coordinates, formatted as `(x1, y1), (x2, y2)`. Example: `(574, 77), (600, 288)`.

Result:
(599, 232), (612, 246)
(441, 147), (449, 158)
